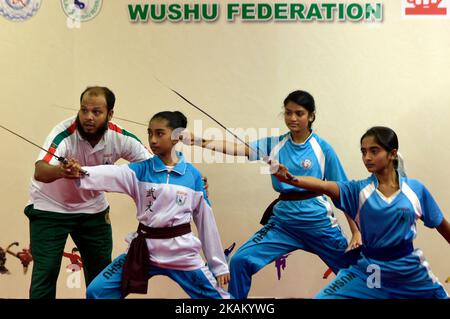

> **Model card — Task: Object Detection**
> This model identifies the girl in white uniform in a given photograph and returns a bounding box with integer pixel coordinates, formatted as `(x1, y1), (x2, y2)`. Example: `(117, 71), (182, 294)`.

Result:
(70, 111), (230, 299)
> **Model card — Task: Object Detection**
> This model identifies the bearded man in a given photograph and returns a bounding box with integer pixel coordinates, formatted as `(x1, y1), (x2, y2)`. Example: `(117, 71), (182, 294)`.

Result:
(25, 86), (152, 299)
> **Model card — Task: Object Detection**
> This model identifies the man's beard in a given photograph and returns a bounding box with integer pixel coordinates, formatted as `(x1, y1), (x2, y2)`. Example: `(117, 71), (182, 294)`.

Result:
(76, 115), (109, 142)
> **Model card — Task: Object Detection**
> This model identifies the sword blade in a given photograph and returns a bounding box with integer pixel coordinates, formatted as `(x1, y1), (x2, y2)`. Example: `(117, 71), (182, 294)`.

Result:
(152, 77), (262, 155)
(0, 124), (51, 156)
(0, 124), (89, 176)
(154, 79), (298, 181)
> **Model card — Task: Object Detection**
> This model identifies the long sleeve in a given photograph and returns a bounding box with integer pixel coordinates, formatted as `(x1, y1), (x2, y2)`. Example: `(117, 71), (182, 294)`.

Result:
(192, 180), (229, 276)
(78, 164), (141, 202)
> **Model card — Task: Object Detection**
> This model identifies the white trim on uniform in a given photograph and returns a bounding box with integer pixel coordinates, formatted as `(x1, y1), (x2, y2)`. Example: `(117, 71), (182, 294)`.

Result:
(200, 266), (231, 299)
(309, 137), (325, 179)
(375, 189), (400, 205)
(356, 182), (376, 228)
(317, 196), (338, 227)
(401, 182), (423, 220)
(413, 249), (441, 286)
(268, 135), (289, 162)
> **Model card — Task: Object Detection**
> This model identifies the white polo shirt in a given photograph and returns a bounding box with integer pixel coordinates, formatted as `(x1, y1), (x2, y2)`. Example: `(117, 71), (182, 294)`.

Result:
(28, 116), (152, 214)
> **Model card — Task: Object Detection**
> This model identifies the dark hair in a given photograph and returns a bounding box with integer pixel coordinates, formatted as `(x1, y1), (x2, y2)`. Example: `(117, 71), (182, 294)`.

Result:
(150, 111), (187, 130)
(80, 86), (116, 112)
(283, 90), (316, 129)
(361, 126), (399, 168)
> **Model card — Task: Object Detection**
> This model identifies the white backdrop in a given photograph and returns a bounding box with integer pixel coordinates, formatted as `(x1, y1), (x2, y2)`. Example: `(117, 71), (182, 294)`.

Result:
(0, 0), (449, 298)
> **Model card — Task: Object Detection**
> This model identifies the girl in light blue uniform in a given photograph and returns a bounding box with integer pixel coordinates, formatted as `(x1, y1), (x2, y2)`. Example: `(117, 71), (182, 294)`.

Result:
(186, 90), (362, 298)
(274, 126), (450, 299)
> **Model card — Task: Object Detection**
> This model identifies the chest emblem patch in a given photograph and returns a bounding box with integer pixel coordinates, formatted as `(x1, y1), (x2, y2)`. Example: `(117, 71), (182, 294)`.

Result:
(301, 159), (312, 170)
(176, 191), (188, 206)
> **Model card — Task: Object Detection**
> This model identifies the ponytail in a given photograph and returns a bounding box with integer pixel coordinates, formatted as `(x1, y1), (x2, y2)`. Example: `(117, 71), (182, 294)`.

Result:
(396, 152), (407, 177)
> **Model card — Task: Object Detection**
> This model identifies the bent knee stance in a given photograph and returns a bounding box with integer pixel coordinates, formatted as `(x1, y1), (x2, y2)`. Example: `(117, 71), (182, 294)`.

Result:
(230, 251), (263, 275)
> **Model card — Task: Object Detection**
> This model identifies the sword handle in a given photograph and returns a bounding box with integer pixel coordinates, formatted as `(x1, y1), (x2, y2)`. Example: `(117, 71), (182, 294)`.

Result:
(58, 157), (90, 176)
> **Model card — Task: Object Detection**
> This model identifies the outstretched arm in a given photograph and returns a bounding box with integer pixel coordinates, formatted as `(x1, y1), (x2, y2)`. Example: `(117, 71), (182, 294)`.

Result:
(202, 139), (249, 157)
(436, 217), (450, 244)
(180, 132), (249, 157)
(274, 164), (361, 249)
(273, 164), (341, 200)
(68, 163), (140, 200)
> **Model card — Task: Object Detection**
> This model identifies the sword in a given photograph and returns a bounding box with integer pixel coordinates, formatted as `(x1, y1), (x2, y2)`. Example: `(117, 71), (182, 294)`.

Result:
(154, 78), (297, 181)
(153, 77), (255, 151)
(0, 124), (89, 176)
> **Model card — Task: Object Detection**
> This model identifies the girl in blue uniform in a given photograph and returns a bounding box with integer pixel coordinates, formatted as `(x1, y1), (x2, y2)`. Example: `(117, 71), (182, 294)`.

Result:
(273, 126), (450, 298)
(69, 111), (231, 299)
(184, 90), (362, 298)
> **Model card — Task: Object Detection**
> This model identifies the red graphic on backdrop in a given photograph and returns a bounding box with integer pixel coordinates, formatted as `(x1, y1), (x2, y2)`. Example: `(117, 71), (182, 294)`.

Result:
(275, 254), (290, 280)
(323, 267), (333, 279)
(7, 243), (33, 274)
(63, 247), (83, 272)
(405, 0), (447, 15)
(0, 242), (33, 274)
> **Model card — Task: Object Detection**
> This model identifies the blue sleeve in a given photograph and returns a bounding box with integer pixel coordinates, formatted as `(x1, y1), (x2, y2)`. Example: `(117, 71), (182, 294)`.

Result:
(413, 181), (444, 228)
(323, 144), (348, 182)
(248, 137), (272, 161)
(128, 161), (147, 180)
(334, 180), (360, 220)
